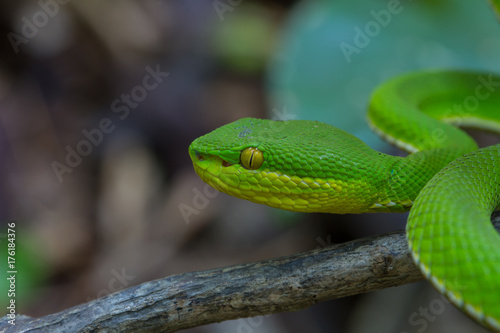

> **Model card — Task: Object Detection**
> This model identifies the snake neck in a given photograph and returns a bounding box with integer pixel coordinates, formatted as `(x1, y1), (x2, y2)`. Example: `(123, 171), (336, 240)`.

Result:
(371, 147), (474, 213)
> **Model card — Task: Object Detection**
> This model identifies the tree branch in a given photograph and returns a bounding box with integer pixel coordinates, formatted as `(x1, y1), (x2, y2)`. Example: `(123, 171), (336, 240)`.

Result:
(3, 216), (499, 333)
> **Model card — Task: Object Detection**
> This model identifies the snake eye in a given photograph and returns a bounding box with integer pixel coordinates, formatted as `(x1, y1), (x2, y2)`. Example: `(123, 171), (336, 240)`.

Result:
(240, 147), (263, 170)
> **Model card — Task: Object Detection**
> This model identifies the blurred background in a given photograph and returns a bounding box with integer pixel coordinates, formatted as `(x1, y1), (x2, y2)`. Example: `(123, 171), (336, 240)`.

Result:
(0, 0), (499, 332)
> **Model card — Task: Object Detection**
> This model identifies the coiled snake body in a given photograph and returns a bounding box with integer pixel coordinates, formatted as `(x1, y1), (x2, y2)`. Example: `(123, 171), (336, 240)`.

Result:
(189, 71), (500, 331)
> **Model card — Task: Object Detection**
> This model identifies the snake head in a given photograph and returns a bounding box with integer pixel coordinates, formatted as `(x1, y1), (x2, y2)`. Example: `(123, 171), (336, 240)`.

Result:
(189, 117), (390, 213)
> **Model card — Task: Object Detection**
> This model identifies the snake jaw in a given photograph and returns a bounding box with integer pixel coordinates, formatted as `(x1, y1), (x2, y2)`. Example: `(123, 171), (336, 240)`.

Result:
(189, 143), (233, 167)
(189, 145), (243, 197)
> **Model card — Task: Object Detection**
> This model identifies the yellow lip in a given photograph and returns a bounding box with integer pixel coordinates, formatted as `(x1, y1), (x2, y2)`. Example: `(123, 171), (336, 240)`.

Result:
(189, 147), (232, 195)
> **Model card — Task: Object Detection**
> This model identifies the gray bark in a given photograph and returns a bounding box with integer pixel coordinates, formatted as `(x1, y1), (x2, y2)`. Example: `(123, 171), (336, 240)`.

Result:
(2, 215), (499, 333)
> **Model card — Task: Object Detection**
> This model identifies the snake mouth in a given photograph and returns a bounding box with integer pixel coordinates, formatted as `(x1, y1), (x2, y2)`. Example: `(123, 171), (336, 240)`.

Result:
(188, 148), (239, 195)
(189, 149), (234, 169)
(189, 149), (246, 200)
(196, 152), (233, 167)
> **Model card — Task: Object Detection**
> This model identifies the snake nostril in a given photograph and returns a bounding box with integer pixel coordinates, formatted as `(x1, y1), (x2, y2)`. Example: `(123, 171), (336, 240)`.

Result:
(222, 160), (232, 167)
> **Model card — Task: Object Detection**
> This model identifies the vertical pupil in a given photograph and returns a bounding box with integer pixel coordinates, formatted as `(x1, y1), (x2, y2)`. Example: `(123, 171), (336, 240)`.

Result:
(248, 151), (254, 167)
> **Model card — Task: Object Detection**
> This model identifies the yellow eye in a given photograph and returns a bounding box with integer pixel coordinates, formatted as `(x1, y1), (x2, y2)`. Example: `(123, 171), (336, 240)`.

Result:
(240, 147), (264, 170)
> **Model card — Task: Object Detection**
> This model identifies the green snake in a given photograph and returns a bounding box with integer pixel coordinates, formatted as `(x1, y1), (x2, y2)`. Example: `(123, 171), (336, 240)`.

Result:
(188, 70), (500, 331)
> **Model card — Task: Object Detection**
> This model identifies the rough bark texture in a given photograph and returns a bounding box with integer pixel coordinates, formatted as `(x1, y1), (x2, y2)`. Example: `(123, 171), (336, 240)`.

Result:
(2, 215), (499, 333)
